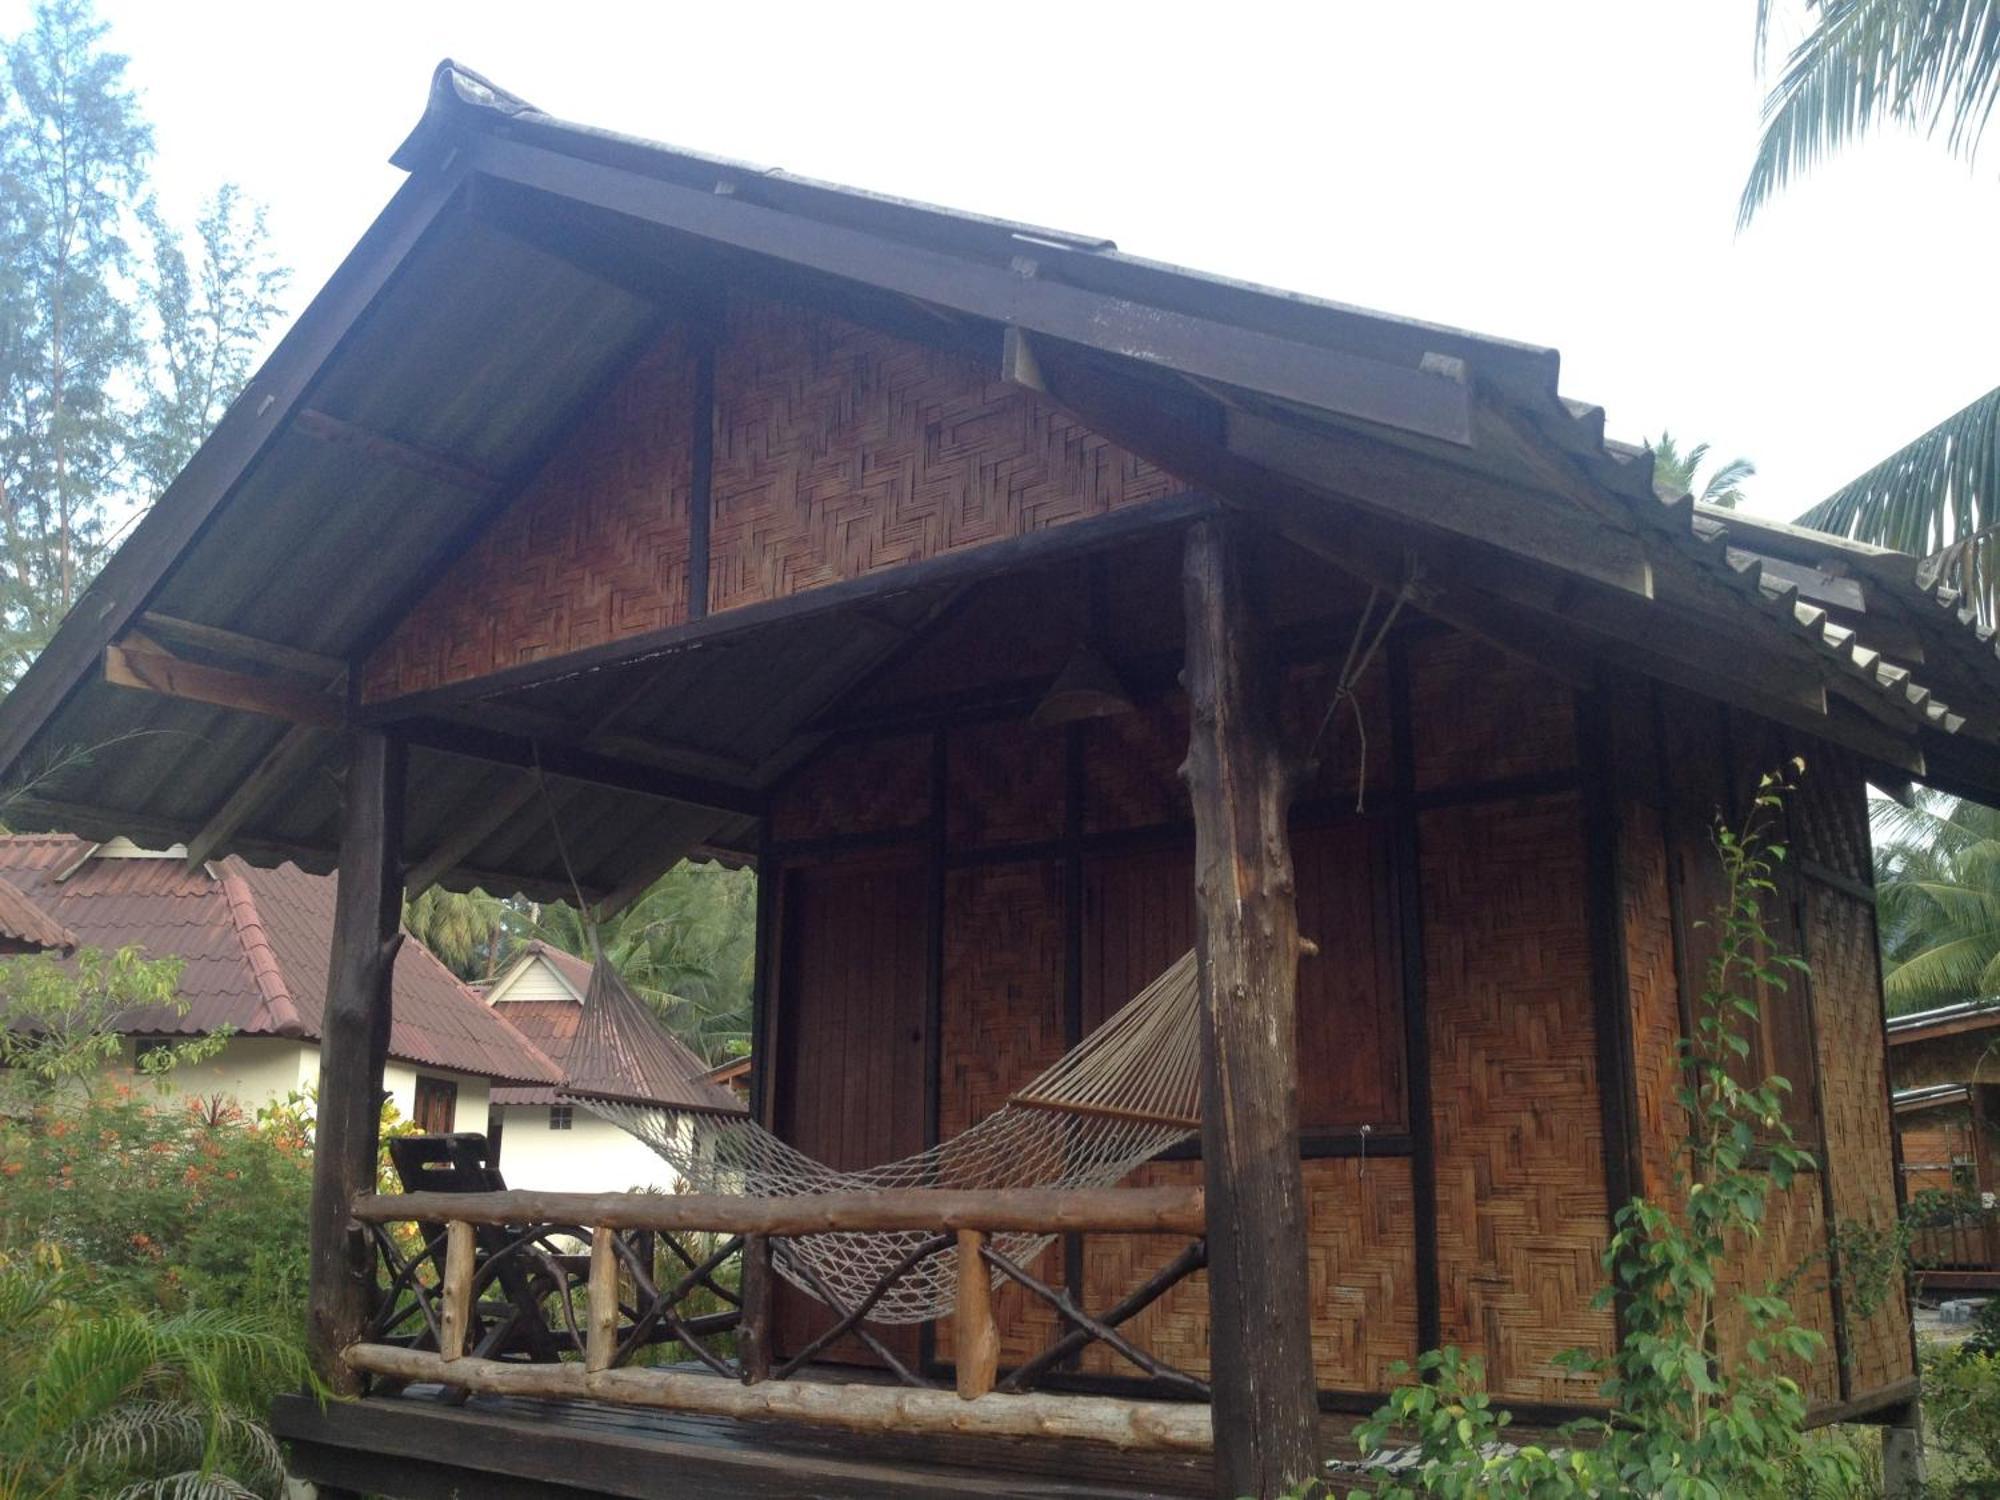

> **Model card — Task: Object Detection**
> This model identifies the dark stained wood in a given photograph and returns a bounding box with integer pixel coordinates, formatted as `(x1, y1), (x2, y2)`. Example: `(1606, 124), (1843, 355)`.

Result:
(105, 641), (345, 728)
(395, 715), (763, 817)
(1577, 688), (1643, 1232)
(774, 855), (929, 1365)
(137, 611), (346, 680)
(307, 730), (408, 1392)
(738, 1234), (773, 1384)
(469, 136), (1473, 447)
(292, 406), (504, 494)
(1179, 517), (1319, 1497)
(271, 1389), (1212, 1499)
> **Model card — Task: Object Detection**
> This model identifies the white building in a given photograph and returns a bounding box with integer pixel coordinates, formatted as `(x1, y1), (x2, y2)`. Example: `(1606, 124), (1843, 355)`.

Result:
(479, 942), (739, 1194)
(0, 835), (557, 1128)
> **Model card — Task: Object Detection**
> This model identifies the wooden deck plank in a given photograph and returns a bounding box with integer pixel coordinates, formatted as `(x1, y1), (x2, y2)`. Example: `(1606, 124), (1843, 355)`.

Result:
(271, 1389), (1215, 1499)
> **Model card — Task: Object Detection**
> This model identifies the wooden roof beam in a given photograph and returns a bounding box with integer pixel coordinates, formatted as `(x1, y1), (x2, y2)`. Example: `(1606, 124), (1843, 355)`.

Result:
(104, 641), (345, 729)
(137, 613), (345, 681)
(397, 716), (764, 818)
(464, 134), (1476, 447)
(185, 725), (334, 869)
(404, 774), (544, 899)
(291, 407), (504, 495)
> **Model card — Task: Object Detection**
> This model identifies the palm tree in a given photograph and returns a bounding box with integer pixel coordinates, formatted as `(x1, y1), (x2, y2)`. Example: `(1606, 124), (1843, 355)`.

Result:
(1740, 1), (2000, 626)
(0, 1256), (309, 1499)
(522, 861), (756, 1063)
(403, 886), (512, 981)
(1741, 0), (2000, 226)
(1871, 787), (2000, 1014)
(1646, 432), (1757, 509)
(1795, 385), (2000, 629)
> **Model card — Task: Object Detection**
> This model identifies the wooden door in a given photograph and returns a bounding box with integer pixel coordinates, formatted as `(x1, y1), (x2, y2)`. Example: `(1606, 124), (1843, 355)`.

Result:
(773, 854), (929, 1365)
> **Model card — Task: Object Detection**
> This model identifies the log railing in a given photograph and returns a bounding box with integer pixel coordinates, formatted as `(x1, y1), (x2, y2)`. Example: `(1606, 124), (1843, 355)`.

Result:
(343, 1185), (1213, 1452)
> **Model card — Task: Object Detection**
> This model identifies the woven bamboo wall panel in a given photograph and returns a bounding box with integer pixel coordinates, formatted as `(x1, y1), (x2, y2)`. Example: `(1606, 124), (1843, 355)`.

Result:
(1081, 695), (1191, 835)
(936, 860), (1068, 1364)
(770, 731), (931, 843)
(362, 328), (697, 701)
(1079, 1159), (1211, 1380)
(707, 298), (1180, 614)
(1294, 819), (1405, 1131)
(1791, 740), (1873, 884)
(1407, 632), (1576, 792)
(1807, 881), (1916, 1393)
(1282, 656), (1394, 806)
(1077, 1158), (1419, 1392)
(1900, 1114), (1970, 1199)
(1713, 1174), (1841, 1407)
(946, 718), (1065, 851)
(1421, 793), (1614, 1404)
(1622, 799), (1687, 1202)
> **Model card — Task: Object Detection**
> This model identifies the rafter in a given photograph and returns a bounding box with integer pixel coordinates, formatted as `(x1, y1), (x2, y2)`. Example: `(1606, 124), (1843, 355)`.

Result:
(291, 407), (503, 495)
(104, 642), (345, 729)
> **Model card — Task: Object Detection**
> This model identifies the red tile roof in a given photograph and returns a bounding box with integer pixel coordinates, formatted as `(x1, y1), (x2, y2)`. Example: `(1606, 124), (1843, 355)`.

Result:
(0, 835), (557, 1086)
(0, 871), (75, 952)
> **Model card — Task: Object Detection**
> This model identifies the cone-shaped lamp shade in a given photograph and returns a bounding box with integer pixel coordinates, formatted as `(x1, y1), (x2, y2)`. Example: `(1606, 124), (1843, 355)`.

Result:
(1029, 644), (1135, 728)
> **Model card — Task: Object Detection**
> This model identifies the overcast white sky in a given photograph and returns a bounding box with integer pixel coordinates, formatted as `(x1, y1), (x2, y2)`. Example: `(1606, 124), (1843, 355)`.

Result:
(24, 0), (2000, 522)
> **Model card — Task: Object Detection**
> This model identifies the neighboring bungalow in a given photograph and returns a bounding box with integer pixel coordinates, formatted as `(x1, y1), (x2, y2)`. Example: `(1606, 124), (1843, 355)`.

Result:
(1890, 1001), (2000, 1290)
(479, 938), (735, 1192)
(0, 834), (557, 1123)
(0, 872), (75, 955)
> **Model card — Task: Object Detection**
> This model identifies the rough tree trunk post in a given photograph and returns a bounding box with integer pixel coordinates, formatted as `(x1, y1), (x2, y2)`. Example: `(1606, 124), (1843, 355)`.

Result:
(306, 731), (407, 1394)
(1180, 517), (1321, 1497)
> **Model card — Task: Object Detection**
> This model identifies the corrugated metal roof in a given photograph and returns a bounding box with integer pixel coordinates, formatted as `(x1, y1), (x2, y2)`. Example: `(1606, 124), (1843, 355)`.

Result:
(0, 835), (557, 1085)
(0, 56), (1995, 901)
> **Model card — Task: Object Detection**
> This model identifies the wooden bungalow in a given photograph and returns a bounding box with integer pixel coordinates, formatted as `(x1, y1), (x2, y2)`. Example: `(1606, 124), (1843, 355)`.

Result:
(0, 60), (1992, 1498)
(1891, 1004), (2000, 1290)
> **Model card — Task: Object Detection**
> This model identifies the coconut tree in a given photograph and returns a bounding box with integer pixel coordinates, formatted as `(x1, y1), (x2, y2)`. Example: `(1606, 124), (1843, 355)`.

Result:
(1871, 786), (2000, 1014)
(1647, 431), (1757, 509)
(402, 886), (511, 981)
(1741, 0), (2000, 625)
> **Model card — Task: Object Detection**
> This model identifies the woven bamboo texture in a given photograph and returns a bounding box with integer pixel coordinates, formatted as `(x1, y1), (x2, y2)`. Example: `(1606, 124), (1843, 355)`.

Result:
(936, 860), (1069, 1365)
(1807, 881), (1917, 1393)
(1621, 799), (1687, 1202)
(363, 329), (698, 701)
(1421, 793), (1614, 1404)
(1081, 696), (1192, 835)
(1712, 1174), (1841, 1407)
(1899, 1115), (1969, 1199)
(1077, 1157), (1418, 1393)
(1281, 656), (1394, 806)
(945, 718), (1065, 851)
(1293, 819), (1405, 1131)
(770, 731), (932, 843)
(707, 299), (1178, 614)
(1791, 739), (1873, 885)
(1406, 633), (1576, 792)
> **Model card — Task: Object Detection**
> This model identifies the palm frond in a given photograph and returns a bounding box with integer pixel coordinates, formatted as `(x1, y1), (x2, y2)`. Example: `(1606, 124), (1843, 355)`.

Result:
(1742, 0), (2000, 225)
(113, 1474), (265, 1500)
(1886, 932), (2000, 1009)
(1797, 381), (2000, 627)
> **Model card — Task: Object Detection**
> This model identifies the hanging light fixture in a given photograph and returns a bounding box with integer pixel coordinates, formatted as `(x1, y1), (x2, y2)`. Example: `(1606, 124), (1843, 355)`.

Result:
(1030, 641), (1134, 728)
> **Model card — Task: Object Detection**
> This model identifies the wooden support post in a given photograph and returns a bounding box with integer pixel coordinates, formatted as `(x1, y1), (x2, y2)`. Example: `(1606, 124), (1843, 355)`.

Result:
(438, 1220), (475, 1362)
(587, 1225), (619, 1373)
(1180, 518), (1320, 1498)
(306, 731), (407, 1394)
(738, 1233), (773, 1384)
(955, 1229), (1000, 1400)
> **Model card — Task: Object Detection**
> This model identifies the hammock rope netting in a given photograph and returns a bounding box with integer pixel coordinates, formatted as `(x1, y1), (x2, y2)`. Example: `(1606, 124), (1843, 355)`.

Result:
(568, 950), (1203, 1324)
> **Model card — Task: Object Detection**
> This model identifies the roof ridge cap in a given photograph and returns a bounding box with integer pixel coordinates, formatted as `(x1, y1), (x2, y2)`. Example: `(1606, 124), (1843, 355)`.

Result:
(215, 864), (306, 1039)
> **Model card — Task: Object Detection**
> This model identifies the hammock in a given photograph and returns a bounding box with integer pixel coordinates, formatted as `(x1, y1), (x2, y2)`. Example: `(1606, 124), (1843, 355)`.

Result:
(566, 950), (1203, 1324)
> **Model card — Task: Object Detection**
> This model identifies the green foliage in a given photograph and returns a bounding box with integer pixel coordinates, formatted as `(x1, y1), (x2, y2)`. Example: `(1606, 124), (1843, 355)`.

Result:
(1920, 1342), (2000, 1495)
(403, 884), (511, 981)
(1353, 768), (1857, 1499)
(1645, 432), (1756, 511)
(1869, 786), (2000, 1013)
(0, 1249), (310, 1500)
(0, 944), (209, 1094)
(1743, 0), (2000, 226)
